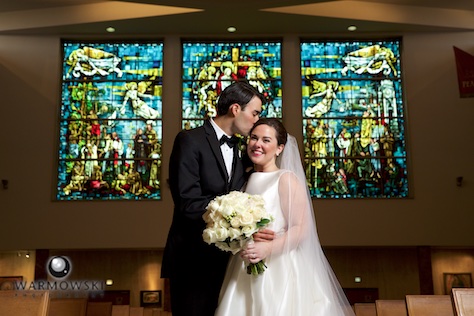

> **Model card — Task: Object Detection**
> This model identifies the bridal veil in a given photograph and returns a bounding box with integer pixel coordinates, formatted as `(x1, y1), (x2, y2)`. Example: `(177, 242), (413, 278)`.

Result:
(267, 134), (355, 315)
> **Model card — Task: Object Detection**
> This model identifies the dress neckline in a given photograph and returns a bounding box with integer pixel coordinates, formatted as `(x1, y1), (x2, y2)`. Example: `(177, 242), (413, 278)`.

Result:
(252, 169), (282, 175)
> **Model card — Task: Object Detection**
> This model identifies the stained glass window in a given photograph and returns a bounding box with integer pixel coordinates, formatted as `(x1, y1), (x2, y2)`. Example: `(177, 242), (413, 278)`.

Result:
(182, 41), (282, 128)
(57, 41), (163, 200)
(301, 39), (408, 198)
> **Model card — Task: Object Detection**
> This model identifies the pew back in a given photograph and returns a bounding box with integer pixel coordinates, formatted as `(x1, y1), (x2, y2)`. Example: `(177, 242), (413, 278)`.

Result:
(0, 290), (50, 316)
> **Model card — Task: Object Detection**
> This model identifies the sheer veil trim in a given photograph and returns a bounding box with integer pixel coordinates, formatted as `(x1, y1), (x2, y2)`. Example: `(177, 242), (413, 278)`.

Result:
(272, 134), (355, 316)
(277, 134), (307, 189)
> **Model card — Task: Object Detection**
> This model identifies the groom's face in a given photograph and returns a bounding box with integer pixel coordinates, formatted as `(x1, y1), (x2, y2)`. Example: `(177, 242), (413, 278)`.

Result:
(233, 96), (262, 136)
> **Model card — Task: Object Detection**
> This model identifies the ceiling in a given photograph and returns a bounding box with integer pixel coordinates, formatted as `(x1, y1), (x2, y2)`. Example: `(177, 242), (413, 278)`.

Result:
(0, 0), (473, 36)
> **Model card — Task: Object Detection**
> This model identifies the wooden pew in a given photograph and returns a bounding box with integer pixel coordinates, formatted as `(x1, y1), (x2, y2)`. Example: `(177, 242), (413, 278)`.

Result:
(49, 298), (87, 316)
(406, 295), (454, 316)
(376, 299), (408, 316)
(0, 290), (50, 316)
(354, 303), (377, 316)
(451, 288), (474, 316)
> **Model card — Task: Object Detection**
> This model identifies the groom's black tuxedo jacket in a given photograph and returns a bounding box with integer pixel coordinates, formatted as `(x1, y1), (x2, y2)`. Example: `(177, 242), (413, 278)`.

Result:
(162, 120), (249, 280)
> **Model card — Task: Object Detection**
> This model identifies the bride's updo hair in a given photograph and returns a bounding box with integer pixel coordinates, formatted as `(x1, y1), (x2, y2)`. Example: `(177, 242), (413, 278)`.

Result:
(250, 118), (287, 145)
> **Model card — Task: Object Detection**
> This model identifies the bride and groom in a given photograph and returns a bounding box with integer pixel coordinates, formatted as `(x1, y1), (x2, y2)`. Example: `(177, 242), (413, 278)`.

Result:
(162, 82), (354, 316)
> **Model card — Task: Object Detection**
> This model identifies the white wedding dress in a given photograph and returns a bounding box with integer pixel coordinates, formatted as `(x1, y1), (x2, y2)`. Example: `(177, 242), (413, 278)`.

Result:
(216, 169), (355, 316)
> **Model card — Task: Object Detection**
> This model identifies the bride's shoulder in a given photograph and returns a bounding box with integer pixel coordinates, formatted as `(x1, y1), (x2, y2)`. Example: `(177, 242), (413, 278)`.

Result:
(278, 171), (307, 196)
(279, 169), (296, 176)
(278, 169), (299, 185)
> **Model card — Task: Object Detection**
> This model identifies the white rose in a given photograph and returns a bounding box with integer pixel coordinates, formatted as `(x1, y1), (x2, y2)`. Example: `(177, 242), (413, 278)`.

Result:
(203, 228), (218, 244)
(217, 218), (230, 229)
(216, 242), (231, 252)
(207, 200), (220, 212)
(251, 208), (266, 221)
(232, 202), (246, 215)
(239, 210), (254, 226)
(203, 192), (273, 256)
(202, 211), (210, 223)
(227, 227), (241, 240)
(250, 195), (265, 206)
(241, 225), (256, 238)
(209, 210), (221, 222)
(214, 227), (229, 241)
(229, 216), (242, 228)
(218, 199), (234, 218)
(202, 209), (215, 223)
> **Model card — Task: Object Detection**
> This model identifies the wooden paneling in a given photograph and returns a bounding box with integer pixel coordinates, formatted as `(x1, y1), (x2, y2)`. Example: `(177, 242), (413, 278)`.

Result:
(0, 290), (49, 316)
(0, 251), (35, 284)
(49, 249), (164, 307)
(111, 305), (129, 316)
(345, 288), (379, 305)
(0, 247), (472, 308)
(325, 247), (420, 299)
(86, 302), (112, 316)
(49, 298), (87, 316)
(129, 306), (144, 316)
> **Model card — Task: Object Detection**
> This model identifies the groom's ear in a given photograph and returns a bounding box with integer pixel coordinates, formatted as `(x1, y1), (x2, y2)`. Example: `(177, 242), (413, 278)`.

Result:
(229, 103), (240, 116)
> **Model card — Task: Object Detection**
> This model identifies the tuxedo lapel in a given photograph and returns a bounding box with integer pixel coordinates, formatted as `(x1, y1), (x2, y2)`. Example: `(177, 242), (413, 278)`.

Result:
(229, 145), (241, 189)
(203, 120), (229, 183)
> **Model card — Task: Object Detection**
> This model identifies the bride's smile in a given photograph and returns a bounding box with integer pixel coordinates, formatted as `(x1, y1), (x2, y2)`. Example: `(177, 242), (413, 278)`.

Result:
(248, 124), (284, 172)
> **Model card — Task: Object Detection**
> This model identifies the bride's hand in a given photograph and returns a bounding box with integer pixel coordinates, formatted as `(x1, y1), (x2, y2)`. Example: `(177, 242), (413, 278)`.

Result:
(241, 241), (271, 263)
(253, 228), (275, 242)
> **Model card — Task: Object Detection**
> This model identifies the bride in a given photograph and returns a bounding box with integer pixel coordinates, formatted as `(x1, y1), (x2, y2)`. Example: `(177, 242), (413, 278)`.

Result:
(216, 118), (355, 316)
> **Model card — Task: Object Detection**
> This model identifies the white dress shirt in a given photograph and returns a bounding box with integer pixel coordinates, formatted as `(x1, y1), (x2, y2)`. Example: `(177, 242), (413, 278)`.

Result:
(210, 118), (234, 180)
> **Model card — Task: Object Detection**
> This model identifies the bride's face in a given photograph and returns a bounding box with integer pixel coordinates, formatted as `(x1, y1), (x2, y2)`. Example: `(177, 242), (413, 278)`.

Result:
(248, 124), (284, 172)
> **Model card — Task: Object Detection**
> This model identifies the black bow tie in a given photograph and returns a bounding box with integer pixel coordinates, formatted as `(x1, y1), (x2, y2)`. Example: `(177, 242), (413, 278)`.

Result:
(220, 135), (238, 148)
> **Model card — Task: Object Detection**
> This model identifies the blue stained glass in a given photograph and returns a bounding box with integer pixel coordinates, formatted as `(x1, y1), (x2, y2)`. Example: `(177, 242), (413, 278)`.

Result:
(301, 39), (408, 199)
(182, 41), (282, 121)
(57, 41), (163, 201)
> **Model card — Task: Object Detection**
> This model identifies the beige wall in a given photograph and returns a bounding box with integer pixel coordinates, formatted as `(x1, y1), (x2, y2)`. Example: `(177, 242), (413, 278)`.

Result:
(0, 32), (473, 250)
(0, 249), (163, 307)
(432, 248), (474, 295)
(1, 247), (472, 304)
(0, 251), (36, 285)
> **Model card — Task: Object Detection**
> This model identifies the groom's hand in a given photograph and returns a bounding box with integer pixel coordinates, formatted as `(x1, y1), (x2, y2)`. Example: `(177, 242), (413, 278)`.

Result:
(253, 229), (275, 242)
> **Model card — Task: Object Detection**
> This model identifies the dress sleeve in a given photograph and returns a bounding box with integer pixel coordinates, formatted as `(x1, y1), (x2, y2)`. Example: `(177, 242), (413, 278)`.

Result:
(268, 171), (312, 255)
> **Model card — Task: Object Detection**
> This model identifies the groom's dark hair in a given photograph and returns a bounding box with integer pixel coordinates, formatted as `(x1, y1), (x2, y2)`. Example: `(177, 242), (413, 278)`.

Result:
(216, 81), (265, 116)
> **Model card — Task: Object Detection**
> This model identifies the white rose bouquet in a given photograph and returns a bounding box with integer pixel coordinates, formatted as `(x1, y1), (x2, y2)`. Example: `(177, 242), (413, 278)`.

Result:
(202, 191), (273, 275)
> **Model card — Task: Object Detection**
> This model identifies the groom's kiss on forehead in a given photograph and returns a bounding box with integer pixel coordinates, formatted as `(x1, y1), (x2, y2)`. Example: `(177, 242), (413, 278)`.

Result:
(231, 96), (262, 137)
(213, 81), (263, 138)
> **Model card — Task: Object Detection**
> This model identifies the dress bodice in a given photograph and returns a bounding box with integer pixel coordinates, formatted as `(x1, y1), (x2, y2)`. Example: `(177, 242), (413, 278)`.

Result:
(245, 170), (288, 235)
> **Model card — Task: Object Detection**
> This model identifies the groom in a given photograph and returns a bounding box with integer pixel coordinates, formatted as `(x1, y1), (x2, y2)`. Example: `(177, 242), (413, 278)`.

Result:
(162, 82), (269, 316)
